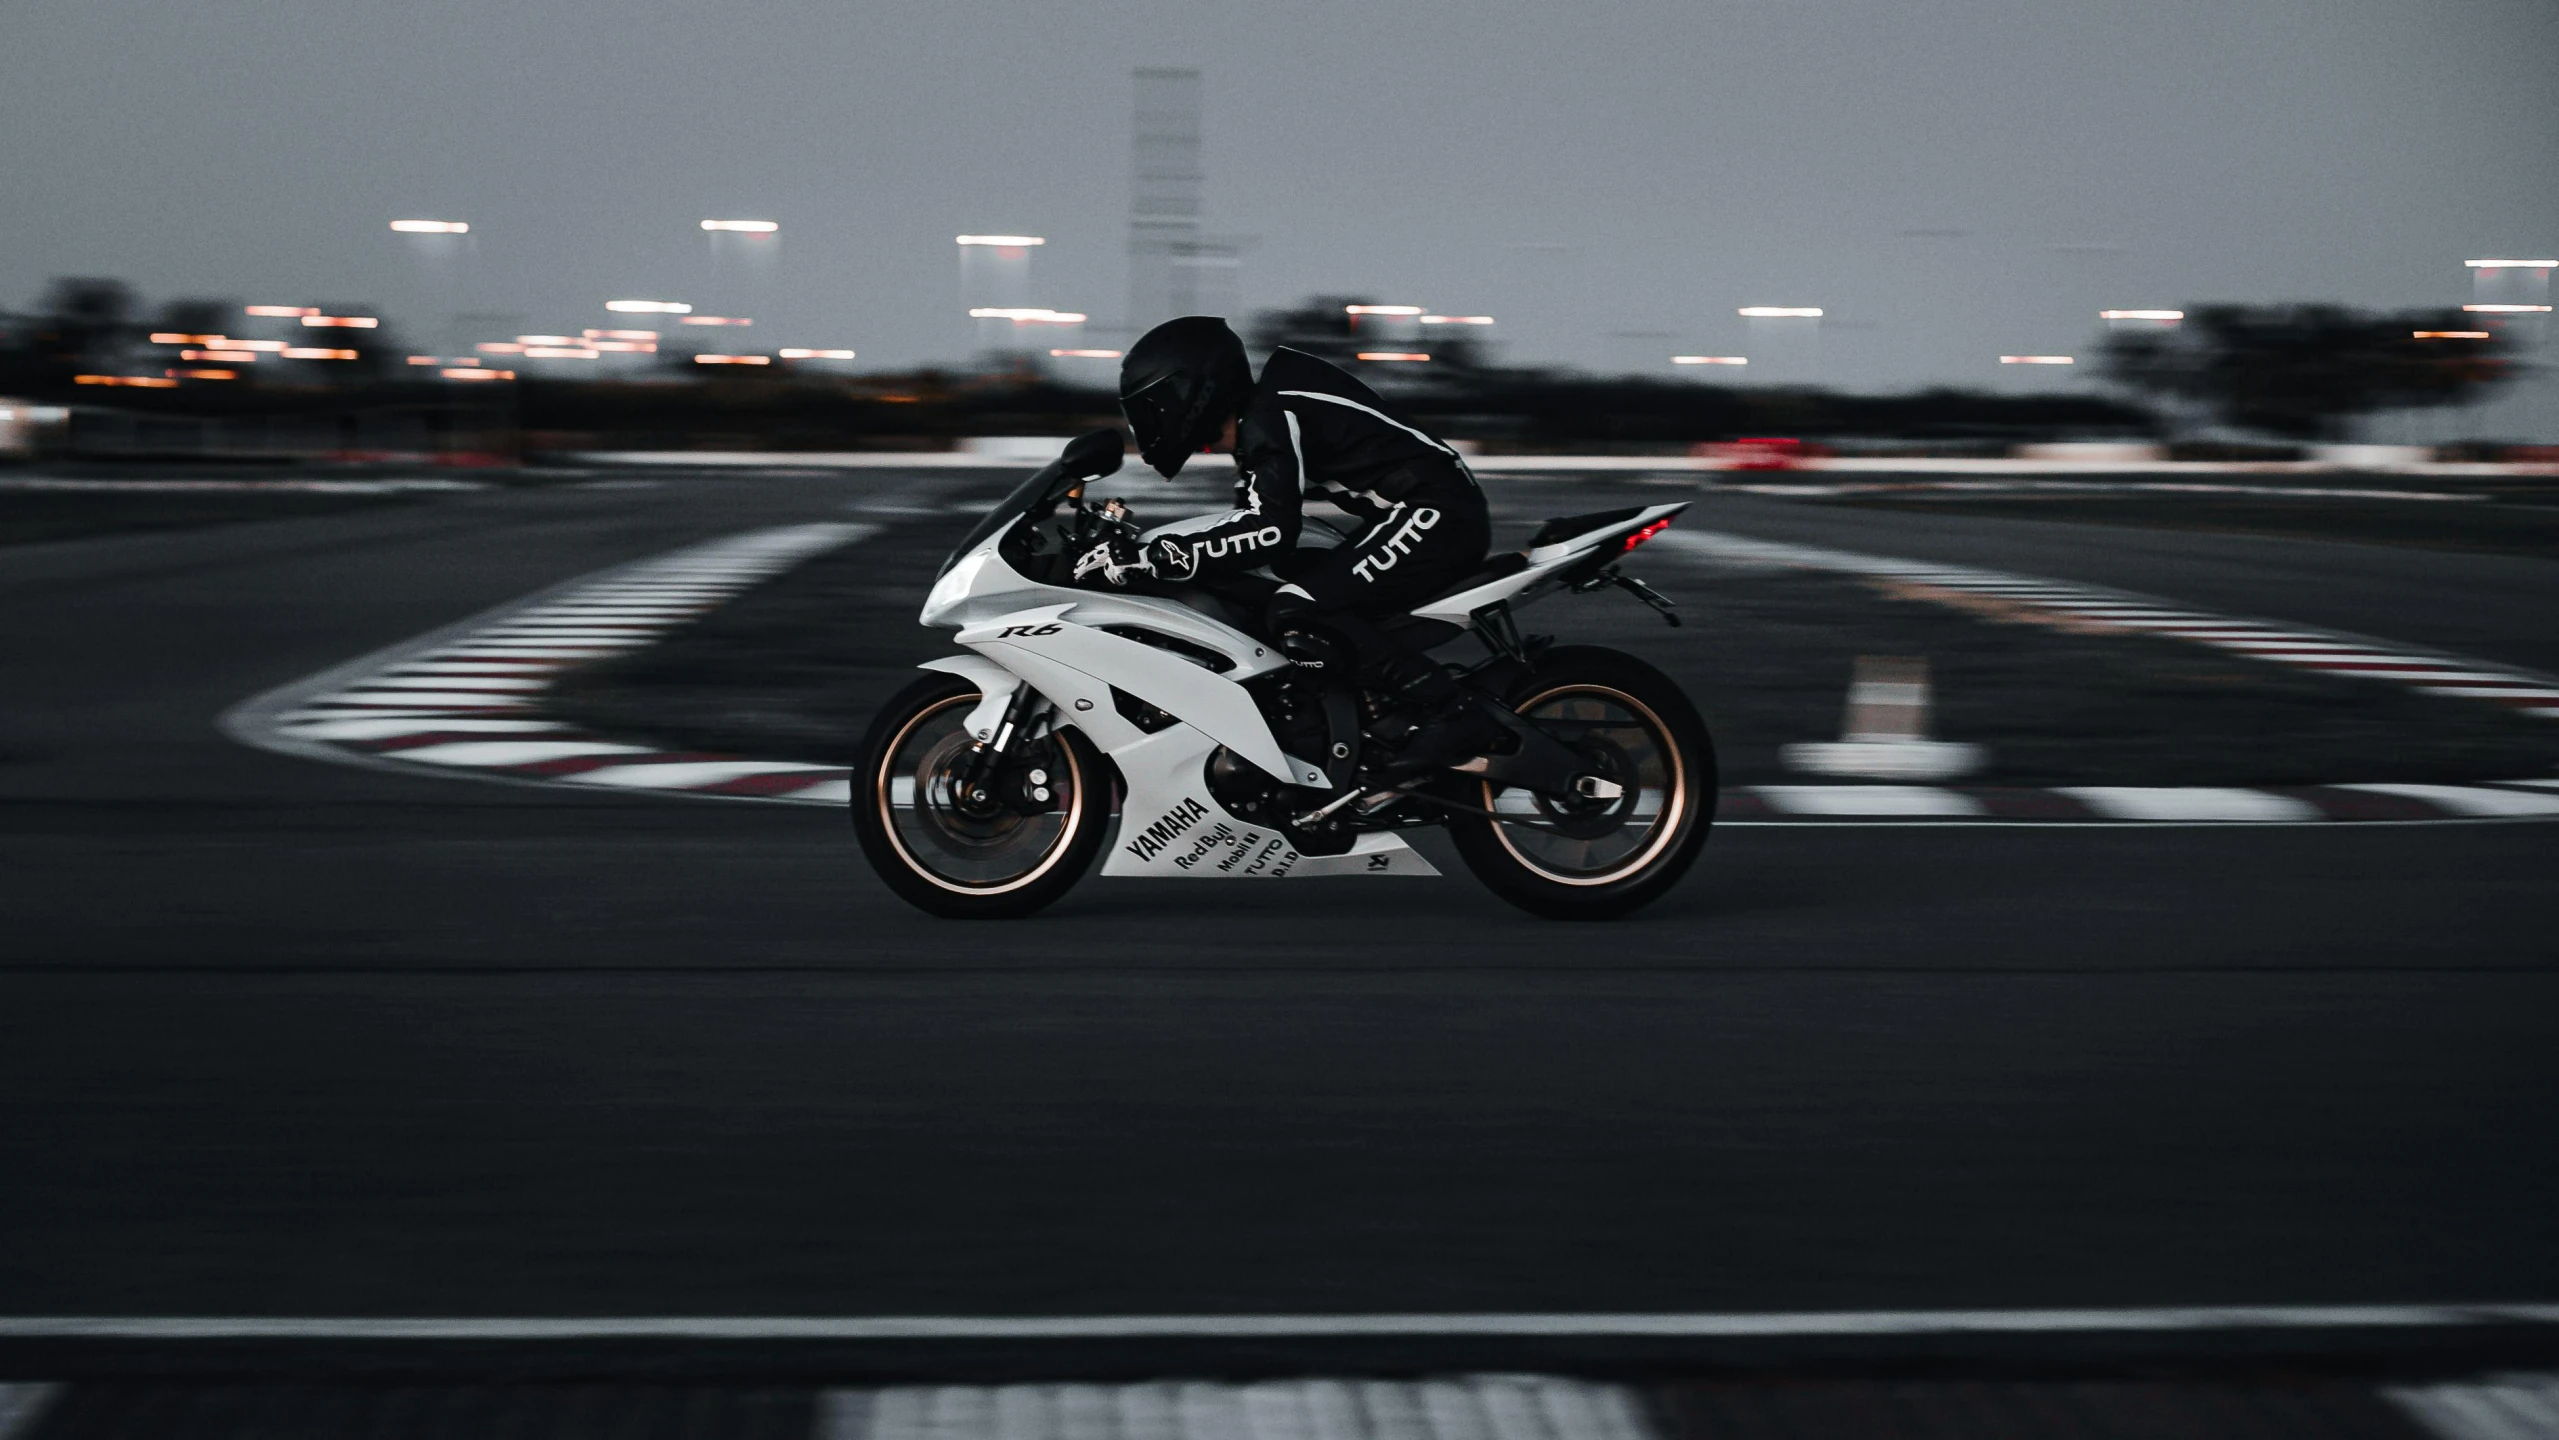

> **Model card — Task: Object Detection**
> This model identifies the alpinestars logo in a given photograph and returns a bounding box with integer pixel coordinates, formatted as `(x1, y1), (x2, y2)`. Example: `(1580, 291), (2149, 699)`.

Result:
(1351, 507), (1441, 582)
(1160, 526), (1280, 577)
(1123, 795), (1212, 862)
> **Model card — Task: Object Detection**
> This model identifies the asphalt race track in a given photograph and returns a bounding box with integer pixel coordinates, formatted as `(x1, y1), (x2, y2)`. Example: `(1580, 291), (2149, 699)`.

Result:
(2, 467), (2554, 1379)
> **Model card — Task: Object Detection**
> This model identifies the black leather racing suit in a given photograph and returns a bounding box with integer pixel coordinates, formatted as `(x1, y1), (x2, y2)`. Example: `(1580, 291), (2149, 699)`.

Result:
(1142, 347), (1491, 630)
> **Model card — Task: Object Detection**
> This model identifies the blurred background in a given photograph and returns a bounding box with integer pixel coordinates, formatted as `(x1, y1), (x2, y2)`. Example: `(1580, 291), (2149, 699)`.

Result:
(4, 3), (2558, 1437)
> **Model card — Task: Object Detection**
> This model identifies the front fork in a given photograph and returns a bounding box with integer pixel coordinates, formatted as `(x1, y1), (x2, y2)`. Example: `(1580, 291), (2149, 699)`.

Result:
(954, 685), (1057, 812)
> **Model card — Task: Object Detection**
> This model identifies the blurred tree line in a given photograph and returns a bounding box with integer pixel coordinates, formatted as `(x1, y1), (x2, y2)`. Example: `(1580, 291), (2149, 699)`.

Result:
(0, 278), (2525, 453)
(2101, 305), (2519, 440)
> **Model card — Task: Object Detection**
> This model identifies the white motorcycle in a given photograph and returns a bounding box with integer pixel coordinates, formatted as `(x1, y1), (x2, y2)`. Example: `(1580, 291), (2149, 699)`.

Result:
(851, 430), (1715, 919)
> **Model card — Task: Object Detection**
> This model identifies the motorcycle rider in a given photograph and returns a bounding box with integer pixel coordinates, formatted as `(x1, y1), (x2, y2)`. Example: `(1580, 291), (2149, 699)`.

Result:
(1076, 315), (1498, 770)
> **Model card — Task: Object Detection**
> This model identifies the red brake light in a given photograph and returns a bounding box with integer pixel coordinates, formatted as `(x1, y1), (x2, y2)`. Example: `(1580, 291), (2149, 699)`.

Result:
(1621, 516), (1675, 553)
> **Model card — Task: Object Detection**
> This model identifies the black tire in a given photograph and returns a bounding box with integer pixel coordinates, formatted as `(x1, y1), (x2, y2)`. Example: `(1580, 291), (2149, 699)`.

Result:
(851, 673), (1111, 919)
(1446, 645), (1715, 919)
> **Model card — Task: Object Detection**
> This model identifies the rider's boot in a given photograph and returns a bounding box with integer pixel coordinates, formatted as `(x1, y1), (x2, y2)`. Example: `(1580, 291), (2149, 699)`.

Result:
(1374, 655), (1505, 775)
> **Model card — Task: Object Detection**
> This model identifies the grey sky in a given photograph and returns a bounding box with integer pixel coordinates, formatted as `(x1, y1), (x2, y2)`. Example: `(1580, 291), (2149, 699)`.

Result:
(5, 0), (2553, 393)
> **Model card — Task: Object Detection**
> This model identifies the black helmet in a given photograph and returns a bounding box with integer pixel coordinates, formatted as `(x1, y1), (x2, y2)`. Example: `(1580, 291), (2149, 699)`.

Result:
(1118, 316), (1253, 478)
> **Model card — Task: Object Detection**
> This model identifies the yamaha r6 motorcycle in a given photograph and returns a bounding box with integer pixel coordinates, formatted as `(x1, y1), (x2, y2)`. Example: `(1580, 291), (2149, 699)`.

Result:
(852, 430), (1714, 919)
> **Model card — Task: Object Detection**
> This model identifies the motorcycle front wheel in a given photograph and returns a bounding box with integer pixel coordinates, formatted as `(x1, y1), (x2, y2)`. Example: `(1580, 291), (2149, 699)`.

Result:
(1446, 645), (1715, 920)
(851, 673), (1110, 918)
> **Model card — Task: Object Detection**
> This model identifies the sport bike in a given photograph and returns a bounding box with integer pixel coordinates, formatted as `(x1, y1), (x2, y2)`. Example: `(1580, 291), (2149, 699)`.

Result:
(851, 430), (1715, 919)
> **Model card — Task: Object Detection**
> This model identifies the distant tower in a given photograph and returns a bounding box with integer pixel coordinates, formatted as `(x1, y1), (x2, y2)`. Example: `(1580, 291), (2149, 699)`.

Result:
(1128, 68), (1238, 333)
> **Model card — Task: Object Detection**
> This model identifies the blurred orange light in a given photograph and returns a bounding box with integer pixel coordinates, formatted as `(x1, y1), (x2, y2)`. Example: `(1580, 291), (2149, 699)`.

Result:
(447, 358), (482, 367)
(302, 315), (378, 328)
(390, 220), (469, 235)
(2000, 355), (2075, 364)
(74, 374), (177, 388)
(477, 342), (527, 355)
(1673, 355), (1748, 365)
(701, 220), (778, 233)
(2464, 304), (2551, 313)
(516, 335), (576, 345)
(151, 332), (223, 345)
(182, 349), (259, 362)
(955, 235), (1045, 246)
(694, 354), (772, 365)
(227, 340), (287, 352)
(1047, 348), (1121, 358)
(170, 368), (239, 380)
(407, 356), (441, 365)
(781, 348), (859, 359)
(282, 347), (358, 360)
(1345, 305), (1424, 316)
(2413, 330), (2492, 339)
(588, 340), (655, 353)
(245, 305), (317, 318)
(522, 346), (600, 359)
(2466, 259), (2558, 269)
(444, 368), (514, 381)
(679, 316), (753, 326)
(607, 300), (692, 314)
(2099, 309), (2184, 321)
(584, 329), (658, 341)
(1356, 352), (1430, 362)
(1740, 307), (1823, 318)
(1418, 315), (1495, 325)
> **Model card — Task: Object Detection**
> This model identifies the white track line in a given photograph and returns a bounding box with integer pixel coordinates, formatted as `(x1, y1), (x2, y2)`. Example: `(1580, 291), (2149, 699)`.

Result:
(2388, 1375), (2559, 1440)
(0, 1386), (59, 1440)
(1660, 530), (2559, 719)
(5, 1303), (2559, 1340)
(827, 1377), (1653, 1440)
(1755, 785), (1986, 817)
(2058, 787), (2326, 823)
(2338, 784), (2559, 818)
(224, 522), (872, 799)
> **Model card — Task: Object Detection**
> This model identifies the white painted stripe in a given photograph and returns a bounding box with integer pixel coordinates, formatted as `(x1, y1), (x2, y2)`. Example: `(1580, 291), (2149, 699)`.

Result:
(392, 740), (658, 767)
(395, 661), (565, 673)
(279, 718), (569, 740)
(1658, 530), (2559, 720)
(439, 643), (633, 654)
(566, 760), (837, 789)
(2058, 787), (2323, 823)
(360, 675), (550, 691)
(0, 1384), (61, 1440)
(3, 1303), (2557, 1340)
(839, 1377), (1649, 1440)
(1754, 785), (1986, 817)
(320, 691), (534, 708)
(2338, 784), (2559, 817)
(777, 777), (853, 805)
(2387, 1376), (2559, 1440)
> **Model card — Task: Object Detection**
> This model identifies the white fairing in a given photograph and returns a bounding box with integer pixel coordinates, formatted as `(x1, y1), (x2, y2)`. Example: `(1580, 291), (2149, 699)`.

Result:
(1408, 502), (1687, 624)
(909, 495), (1685, 881)
(914, 521), (1437, 879)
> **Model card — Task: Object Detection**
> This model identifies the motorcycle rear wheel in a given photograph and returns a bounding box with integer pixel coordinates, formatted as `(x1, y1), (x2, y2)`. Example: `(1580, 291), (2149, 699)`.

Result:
(1446, 645), (1715, 919)
(852, 673), (1110, 919)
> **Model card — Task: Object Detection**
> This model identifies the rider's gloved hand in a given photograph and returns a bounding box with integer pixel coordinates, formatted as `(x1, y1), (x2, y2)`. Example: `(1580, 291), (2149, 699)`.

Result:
(1072, 534), (1151, 588)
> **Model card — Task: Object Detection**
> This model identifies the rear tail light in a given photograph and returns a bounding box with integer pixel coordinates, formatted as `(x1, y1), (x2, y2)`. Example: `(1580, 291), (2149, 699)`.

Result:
(1620, 516), (1675, 553)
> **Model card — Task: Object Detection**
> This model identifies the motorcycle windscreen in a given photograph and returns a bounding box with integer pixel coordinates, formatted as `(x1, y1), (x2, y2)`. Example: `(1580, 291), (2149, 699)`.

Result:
(936, 462), (1082, 580)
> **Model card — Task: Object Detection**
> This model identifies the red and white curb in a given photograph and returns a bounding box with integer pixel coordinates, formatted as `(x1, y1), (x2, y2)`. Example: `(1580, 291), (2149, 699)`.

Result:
(222, 522), (872, 805)
(223, 522), (2559, 825)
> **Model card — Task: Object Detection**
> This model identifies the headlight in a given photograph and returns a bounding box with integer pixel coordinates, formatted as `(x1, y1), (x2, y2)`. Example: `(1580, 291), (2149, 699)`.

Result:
(921, 549), (984, 624)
